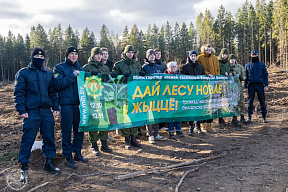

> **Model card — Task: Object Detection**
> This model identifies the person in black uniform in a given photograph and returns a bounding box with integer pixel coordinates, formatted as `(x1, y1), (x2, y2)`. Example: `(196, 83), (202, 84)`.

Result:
(53, 46), (88, 168)
(244, 50), (269, 123)
(14, 48), (61, 183)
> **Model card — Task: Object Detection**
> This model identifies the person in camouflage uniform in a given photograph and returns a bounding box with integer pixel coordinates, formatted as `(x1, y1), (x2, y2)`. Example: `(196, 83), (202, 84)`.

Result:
(218, 48), (232, 127)
(112, 45), (144, 149)
(83, 47), (112, 155)
(112, 45), (143, 76)
(229, 54), (247, 125)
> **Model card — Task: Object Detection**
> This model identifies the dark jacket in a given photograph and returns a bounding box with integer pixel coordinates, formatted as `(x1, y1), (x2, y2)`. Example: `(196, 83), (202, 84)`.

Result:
(112, 53), (143, 75)
(14, 63), (59, 115)
(142, 61), (164, 74)
(105, 59), (114, 72)
(244, 60), (269, 88)
(180, 60), (205, 75)
(53, 58), (84, 106)
(156, 59), (167, 72)
(83, 57), (110, 74)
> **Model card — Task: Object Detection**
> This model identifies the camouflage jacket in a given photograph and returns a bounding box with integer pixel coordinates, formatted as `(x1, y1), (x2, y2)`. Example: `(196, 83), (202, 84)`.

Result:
(112, 53), (142, 75)
(231, 61), (246, 81)
(83, 57), (110, 74)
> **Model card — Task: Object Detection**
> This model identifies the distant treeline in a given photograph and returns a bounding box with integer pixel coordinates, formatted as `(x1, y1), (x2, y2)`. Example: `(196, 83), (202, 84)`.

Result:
(0, 0), (287, 81)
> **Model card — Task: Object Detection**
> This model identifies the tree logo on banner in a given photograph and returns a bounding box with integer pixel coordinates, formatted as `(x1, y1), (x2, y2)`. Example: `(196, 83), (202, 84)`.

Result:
(84, 76), (103, 99)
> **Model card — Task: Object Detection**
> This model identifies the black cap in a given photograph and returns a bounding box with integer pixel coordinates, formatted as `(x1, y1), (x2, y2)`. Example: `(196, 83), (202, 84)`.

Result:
(66, 46), (78, 57)
(31, 47), (45, 57)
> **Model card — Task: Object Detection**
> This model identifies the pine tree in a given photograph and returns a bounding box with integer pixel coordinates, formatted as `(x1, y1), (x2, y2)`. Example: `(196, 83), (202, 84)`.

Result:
(79, 28), (96, 65)
(202, 9), (214, 45)
(14, 34), (25, 68)
(24, 34), (30, 64)
(173, 22), (181, 62)
(164, 21), (173, 61)
(196, 12), (204, 49)
(266, 0), (274, 65)
(158, 26), (165, 60)
(180, 22), (189, 63)
(214, 5), (227, 50)
(100, 24), (111, 50)
(0, 35), (5, 81)
(188, 22), (197, 51)
(151, 24), (159, 49)
(64, 25), (78, 49)
(30, 24), (49, 51)
(224, 12), (236, 53)
(122, 25), (129, 51)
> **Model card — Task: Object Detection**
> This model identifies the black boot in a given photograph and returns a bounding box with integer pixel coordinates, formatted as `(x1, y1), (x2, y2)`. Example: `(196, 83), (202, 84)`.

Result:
(262, 114), (268, 123)
(240, 115), (247, 124)
(169, 132), (176, 140)
(44, 158), (61, 174)
(74, 153), (88, 163)
(231, 116), (242, 128)
(138, 127), (143, 136)
(65, 158), (77, 168)
(131, 135), (142, 148)
(91, 142), (101, 156)
(101, 140), (113, 153)
(20, 163), (28, 183)
(195, 121), (205, 135)
(188, 122), (194, 136)
(125, 136), (132, 150)
(219, 117), (227, 126)
(246, 114), (252, 123)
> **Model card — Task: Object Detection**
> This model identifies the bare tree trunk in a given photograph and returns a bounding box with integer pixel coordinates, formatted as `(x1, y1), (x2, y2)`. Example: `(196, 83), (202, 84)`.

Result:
(1, 60), (4, 82)
(265, 29), (267, 66)
(270, 28), (272, 66)
(258, 30), (261, 62)
(7, 67), (9, 82)
(251, 26), (254, 50)
(285, 28), (288, 75)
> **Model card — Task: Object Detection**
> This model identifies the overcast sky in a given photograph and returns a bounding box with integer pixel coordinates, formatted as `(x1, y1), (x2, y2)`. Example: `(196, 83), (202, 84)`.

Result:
(0, 0), (257, 39)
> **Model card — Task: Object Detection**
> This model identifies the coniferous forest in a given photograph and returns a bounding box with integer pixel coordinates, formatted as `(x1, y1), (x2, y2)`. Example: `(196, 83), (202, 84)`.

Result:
(0, 0), (287, 81)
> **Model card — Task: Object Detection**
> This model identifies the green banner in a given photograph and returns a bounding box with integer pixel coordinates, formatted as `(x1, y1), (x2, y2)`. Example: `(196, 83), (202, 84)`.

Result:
(78, 72), (240, 132)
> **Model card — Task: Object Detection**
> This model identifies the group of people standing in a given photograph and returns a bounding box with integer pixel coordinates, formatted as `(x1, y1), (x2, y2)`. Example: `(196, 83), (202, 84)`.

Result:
(14, 43), (269, 183)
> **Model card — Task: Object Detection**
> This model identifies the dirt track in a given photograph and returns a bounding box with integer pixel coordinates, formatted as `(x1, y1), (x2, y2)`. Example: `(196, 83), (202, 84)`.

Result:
(0, 70), (288, 192)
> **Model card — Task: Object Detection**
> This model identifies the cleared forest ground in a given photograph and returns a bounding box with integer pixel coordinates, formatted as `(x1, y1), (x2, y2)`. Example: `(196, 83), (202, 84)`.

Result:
(0, 69), (288, 192)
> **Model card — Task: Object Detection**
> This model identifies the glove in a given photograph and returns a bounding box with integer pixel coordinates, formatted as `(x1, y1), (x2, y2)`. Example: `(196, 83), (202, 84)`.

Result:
(123, 72), (130, 78)
(139, 71), (146, 76)
(239, 75), (244, 81)
(91, 71), (98, 76)
(111, 73), (118, 78)
(101, 74), (109, 82)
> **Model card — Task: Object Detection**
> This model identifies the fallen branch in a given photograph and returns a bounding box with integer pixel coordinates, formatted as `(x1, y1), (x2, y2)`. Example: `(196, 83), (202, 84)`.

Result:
(271, 97), (288, 104)
(27, 182), (50, 192)
(66, 172), (102, 179)
(153, 162), (206, 174)
(0, 166), (17, 178)
(0, 186), (7, 192)
(175, 167), (199, 192)
(115, 154), (223, 180)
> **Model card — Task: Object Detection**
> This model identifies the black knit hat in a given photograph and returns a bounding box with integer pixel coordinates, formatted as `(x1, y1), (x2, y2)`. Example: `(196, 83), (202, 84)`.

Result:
(66, 46), (78, 57)
(188, 50), (197, 56)
(31, 47), (45, 57)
